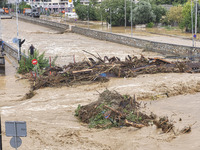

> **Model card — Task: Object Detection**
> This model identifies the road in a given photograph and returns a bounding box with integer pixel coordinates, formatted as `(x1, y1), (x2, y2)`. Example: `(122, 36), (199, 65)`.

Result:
(1, 19), (163, 66)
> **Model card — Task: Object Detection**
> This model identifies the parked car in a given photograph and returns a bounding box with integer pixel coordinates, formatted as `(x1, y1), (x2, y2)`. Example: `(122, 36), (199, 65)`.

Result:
(30, 9), (40, 18)
(65, 12), (78, 19)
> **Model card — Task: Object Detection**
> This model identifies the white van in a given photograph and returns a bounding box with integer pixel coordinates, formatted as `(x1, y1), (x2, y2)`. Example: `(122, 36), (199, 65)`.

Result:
(65, 12), (78, 19)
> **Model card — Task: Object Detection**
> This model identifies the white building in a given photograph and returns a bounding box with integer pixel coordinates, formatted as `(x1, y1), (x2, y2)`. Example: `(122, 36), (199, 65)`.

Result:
(7, 0), (105, 13)
(25, 0), (68, 12)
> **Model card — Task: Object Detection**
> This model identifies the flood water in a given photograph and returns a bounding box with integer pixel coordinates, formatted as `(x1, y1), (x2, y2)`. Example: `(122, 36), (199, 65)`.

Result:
(0, 17), (200, 150)
(0, 58), (29, 106)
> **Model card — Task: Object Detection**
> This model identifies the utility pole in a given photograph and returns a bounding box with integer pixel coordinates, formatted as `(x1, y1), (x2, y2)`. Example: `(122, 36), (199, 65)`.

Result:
(195, 0), (198, 47)
(125, 0), (126, 29)
(191, 0), (194, 47)
(16, 0), (20, 61)
(131, 0), (133, 37)
(110, 8), (112, 33)
(31, 0), (33, 17)
(88, 5), (89, 29)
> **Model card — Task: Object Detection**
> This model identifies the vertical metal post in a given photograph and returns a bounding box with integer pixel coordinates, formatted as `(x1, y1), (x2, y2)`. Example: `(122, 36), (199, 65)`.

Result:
(110, 8), (112, 33)
(88, 5), (89, 29)
(131, 0), (133, 37)
(14, 122), (17, 150)
(195, 0), (198, 47)
(31, 0), (33, 17)
(0, 116), (2, 150)
(125, 0), (126, 29)
(191, 0), (194, 47)
(16, 0), (20, 61)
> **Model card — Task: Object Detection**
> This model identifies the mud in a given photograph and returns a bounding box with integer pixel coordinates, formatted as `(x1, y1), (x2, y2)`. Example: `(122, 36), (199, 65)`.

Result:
(0, 19), (200, 150)
(1, 77), (200, 150)
(0, 58), (30, 107)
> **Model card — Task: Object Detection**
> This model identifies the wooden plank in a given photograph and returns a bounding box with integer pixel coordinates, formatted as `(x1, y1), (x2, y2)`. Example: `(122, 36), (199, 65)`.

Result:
(72, 69), (93, 74)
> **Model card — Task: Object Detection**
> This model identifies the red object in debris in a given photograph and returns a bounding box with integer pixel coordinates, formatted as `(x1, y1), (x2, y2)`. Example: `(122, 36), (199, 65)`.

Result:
(32, 59), (38, 65)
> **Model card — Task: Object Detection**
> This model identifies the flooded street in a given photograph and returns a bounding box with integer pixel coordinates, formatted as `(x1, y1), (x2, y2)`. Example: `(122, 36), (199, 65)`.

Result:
(0, 18), (200, 150)
(1, 19), (163, 66)
(0, 58), (29, 106)
(1, 75), (200, 150)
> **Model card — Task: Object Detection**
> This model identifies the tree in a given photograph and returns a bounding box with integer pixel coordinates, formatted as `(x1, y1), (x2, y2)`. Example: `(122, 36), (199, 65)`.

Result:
(75, 4), (88, 20)
(167, 5), (183, 26)
(0, 0), (7, 8)
(179, 1), (194, 32)
(19, 2), (31, 13)
(152, 4), (166, 23)
(150, 0), (187, 5)
(73, 0), (80, 8)
(90, 0), (98, 5)
(101, 0), (132, 26)
(132, 0), (156, 24)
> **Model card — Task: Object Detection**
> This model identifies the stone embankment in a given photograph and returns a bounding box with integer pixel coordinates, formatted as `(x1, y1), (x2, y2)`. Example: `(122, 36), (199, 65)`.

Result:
(71, 26), (200, 57)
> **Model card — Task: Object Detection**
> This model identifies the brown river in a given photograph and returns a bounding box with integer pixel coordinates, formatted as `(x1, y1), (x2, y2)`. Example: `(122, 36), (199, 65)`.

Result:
(0, 18), (200, 150)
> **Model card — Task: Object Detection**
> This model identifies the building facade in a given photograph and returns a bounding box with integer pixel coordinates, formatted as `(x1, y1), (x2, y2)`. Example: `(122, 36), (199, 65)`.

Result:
(8, 0), (104, 13)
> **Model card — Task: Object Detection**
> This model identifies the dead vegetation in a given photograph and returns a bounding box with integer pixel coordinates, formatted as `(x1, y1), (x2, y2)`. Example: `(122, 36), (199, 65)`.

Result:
(75, 89), (194, 135)
(24, 51), (200, 90)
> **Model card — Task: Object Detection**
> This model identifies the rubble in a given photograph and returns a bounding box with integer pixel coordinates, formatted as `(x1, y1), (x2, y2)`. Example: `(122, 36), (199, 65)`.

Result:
(75, 89), (192, 134)
(26, 51), (200, 90)
(76, 90), (154, 129)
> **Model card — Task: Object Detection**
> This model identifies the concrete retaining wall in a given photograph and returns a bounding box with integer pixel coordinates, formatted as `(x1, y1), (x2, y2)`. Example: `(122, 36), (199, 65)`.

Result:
(13, 14), (69, 32)
(4, 42), (18, 60)
(72, 26), (200, 57)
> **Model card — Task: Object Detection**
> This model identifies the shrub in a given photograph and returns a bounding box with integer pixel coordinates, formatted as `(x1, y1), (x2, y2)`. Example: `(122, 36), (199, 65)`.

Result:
(18, 50), (56, 74)
(147, 22), (154, 28)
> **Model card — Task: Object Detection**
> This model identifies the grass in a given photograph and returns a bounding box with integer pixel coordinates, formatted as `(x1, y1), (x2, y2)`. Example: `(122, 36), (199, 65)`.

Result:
(75, 104), (81, 116)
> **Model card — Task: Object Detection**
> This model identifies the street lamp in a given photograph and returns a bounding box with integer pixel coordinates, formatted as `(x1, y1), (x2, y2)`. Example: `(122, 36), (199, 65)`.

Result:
(191, 0), (194, 47)
(105, 8), (111, 32)
(87, 3), (90, 29)
(131, 0), (133, 37)
(124, 0), (126, 29)
(16, 0), (20, 61)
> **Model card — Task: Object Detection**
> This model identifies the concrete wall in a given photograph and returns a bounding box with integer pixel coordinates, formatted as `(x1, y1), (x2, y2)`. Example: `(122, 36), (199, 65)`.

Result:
(72, 26), (200, 57)
(13, 14), (69, 32)
(4, 42), (18, 60)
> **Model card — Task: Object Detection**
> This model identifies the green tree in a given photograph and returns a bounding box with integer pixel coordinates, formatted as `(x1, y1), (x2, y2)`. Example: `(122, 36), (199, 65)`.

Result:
(101, 0), (132, 26)
(150, 0), (187, 5)
(90, 0), (98, 5)
(73, 0), (80, 7)
(167, 5), (183, 26)
(152, 4), (166, 23)
(19, 2), (31, 13)
(0, 0), (7, 8)
(179, 1), (194, 32)
(75, 4), (88, 20)
(132, 0), (156, 24)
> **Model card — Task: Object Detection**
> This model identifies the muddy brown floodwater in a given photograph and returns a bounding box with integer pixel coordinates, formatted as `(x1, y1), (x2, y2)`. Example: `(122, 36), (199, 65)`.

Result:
(0, 18), (200, 150)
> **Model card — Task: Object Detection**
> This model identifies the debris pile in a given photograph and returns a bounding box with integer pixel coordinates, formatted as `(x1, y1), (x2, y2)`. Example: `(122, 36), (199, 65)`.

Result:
(76, 90), (154, 129)
(31, 52), (200, 90)
(75, 90), (193, 134)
